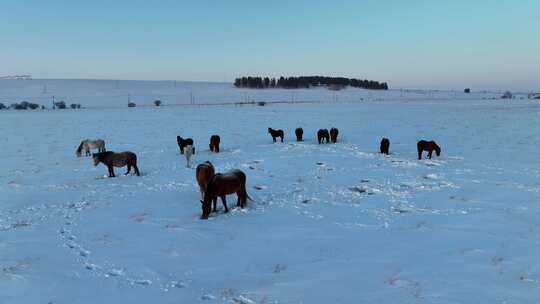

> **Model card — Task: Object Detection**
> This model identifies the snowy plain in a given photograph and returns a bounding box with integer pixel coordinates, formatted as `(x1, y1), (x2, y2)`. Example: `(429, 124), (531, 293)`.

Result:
(1, 80), (540, 303)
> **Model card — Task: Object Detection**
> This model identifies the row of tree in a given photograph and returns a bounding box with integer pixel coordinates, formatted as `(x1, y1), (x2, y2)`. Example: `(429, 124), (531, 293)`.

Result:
(234, 76), (388, 90)
(0, 101), (82, 110)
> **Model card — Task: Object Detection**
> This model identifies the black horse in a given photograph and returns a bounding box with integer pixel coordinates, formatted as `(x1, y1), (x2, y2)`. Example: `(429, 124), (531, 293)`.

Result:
(295, 128), (304, 142)
(177, 136), (194, 155)
(380, 138), (390, 155)
(268, 128), (284, 143)
(317, 129), (330, 144)
(209, 135), (220, 153)
(330, 128), (339, 143)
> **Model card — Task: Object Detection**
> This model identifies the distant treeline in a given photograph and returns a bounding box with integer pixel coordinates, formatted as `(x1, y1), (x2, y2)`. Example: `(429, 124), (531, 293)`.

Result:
(234, 76), (388, 90)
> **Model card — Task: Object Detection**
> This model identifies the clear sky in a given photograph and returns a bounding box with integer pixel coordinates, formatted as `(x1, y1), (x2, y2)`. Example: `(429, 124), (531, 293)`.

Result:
(1, 0), (538, 90)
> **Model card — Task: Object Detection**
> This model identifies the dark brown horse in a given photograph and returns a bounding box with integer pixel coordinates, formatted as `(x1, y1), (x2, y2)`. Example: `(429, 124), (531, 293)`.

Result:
(177, 136), (194, 154)
(268, 128), (284, 143)
(209, 135), (220, 152)
(317, 129), (330, 144)
(330, 128), (339, 143)
(196, 161), (216, 205)
(92, 151), (140, 177)
(200, 169), (249, 219)
(295, 128), (304, 141)
(417, 140), (441, 160)
(380, 137), (390, 155)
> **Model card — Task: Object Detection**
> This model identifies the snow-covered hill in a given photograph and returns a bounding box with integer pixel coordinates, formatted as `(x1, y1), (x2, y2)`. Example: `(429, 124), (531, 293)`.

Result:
(0, 79), (509, 109)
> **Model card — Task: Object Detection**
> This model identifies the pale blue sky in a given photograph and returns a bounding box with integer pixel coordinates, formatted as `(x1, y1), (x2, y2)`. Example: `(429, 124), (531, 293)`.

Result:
(0, 0), (538, 90)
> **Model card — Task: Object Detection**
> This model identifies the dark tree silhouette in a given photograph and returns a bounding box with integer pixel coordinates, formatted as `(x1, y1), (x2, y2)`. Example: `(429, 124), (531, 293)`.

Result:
(234, 75), (388, 90)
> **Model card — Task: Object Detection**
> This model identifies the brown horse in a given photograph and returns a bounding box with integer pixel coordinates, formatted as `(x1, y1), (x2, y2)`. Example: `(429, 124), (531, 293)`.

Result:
(380, 137), (390, 155)
(200, 169), (249, 219)
(209, 135), (220, 152)
(417, 140), (441, 160)
(268, 128), (284, 143)
(330, 128), (339, 143)
(317, 129), (330, 144)
(196, 161), (216, 206)
(92, 151), (140, 177)
(295, 128), (304, 141)
(177, 136), (194, 154)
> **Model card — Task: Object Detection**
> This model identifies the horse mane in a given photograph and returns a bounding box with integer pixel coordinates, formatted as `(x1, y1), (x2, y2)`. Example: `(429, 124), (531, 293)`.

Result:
(76, 141), (84, 154)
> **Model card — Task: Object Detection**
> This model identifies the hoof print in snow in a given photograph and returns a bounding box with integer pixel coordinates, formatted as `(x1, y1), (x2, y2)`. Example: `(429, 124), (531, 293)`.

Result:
(233, 295), (256, 304)
(253, 185), (266, 190)
(349, 186), (367, 193)
(392, 207), (410, 214)
(273, 264), (287, 273)
(169, 280), (186, 288)
(107, 269), (124, 277)
(130, 279), (151, 286)
(85, 263), (98, 270)
(201, 294), (216, 300)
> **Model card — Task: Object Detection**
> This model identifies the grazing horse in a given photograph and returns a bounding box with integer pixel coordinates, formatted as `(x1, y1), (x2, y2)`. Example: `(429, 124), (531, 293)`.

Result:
(200, 169), (249, 219)
(76, 139), (106, 157)
(196, 161), (217, 210)
(184, 145), (194, 168)
(317, 129), (330, 144)
(196, 161), (215, 199)
(295, 128), (304, 141)
(330, 128), (339, 143)
(268, 128), (284, 143)
(417, 140), (441, 160)
(177, 136), (194, 155)
(209, 135), (220, 152)
(92, 151), (140, 177)
(380, 137), (390, 155)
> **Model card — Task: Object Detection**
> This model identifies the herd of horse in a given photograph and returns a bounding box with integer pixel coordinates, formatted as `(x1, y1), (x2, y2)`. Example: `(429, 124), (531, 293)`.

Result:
(76, 130), (442, 219)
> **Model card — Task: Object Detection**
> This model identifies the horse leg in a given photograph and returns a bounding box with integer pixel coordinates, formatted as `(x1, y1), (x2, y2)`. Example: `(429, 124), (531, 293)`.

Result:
(428, 151), (433, 159)
(212, 196), (217, 212)
(280, 136), (283, 143)
(236, 193), (241, 207)
(125, 165), (131, 175)
(272, 136), (276, 143)
(216, 144), (219, 153)
(241, 190), (247, 208)
(133, 165), (140, 176)
(221, 196), (229, 213)
(417, 149), (422, 160)
(108, 166), (115, 178)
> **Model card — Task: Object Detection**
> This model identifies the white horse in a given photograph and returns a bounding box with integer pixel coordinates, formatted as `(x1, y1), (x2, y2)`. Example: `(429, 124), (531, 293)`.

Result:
(76, 139), (106, 157)
(183, 145), (194, 168)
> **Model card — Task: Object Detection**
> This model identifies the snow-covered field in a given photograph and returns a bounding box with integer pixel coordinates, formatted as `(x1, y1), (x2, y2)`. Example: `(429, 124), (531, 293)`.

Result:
(2, 81), (540, 303)
(0, 79), (508, 108)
